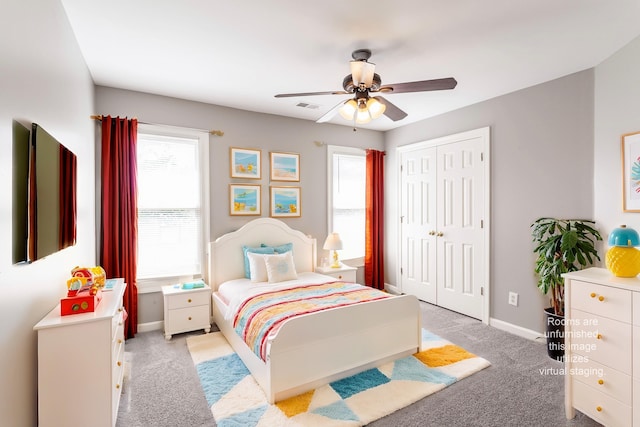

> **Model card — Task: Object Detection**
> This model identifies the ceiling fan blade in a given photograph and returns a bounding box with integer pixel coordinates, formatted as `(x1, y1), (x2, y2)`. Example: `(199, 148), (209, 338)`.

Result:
(378, 77), (457, 94)
(275, 90), (350, 98)
(374, 96), (408, 121)
(316, 99), (348, 123)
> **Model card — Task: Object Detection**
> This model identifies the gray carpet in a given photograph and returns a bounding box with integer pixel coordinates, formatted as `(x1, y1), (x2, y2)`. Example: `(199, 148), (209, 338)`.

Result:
(116, 302), (601, 427)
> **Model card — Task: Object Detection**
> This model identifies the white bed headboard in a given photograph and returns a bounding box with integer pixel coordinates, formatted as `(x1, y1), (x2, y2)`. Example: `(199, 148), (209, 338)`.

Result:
(208, 218), (317, 290)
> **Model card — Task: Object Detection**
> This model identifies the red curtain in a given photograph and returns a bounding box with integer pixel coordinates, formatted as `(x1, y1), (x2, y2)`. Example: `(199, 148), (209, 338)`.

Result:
(59, 145), (77, 249)
(365, 149), (385, 290)
(100, 116), (138, 338)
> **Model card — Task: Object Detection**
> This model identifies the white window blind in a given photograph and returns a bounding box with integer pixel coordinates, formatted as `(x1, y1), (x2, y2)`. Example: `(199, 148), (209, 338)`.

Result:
(328, 146), (366, 261)
(136, 126), (208, 283)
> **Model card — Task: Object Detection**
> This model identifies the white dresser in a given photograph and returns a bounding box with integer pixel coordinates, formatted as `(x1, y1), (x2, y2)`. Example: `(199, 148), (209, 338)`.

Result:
(34, 279), (126, 427)
(563, 268), (639, 427)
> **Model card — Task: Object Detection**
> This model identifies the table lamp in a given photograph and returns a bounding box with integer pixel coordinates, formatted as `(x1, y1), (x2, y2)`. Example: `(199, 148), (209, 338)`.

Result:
(323, 232), (343, 268)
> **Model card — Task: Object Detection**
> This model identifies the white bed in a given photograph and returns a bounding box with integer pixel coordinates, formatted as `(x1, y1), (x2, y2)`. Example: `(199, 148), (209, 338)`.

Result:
(208, 217), (421, 403)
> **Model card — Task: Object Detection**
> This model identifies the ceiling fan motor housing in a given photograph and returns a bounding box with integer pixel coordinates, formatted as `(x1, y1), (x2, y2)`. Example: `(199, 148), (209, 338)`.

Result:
(342, 73), (382, 93)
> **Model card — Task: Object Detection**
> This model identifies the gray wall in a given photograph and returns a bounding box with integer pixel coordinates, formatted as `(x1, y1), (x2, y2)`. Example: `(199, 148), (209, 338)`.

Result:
(95, 87), (384, 323)
(0, 1), (96, 425)
(384, 70), (595, 334)
(594, 36), (640, 244)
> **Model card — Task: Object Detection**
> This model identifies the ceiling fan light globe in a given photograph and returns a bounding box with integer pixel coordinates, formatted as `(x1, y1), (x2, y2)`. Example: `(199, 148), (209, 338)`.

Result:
(367, 98), (386, 119)
(350, 60), (375, 87)
(355, 105), (373, 124)
(339, 99), (358, 120)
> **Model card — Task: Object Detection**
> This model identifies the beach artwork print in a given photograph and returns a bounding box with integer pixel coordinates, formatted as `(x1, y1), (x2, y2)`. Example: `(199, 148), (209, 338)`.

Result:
(623, 131), (640, 212)
(230, 184), (261, 216)
(231, 147), (261, 179)
(270, 152), (300, 181)
(270, 186), (301, 217)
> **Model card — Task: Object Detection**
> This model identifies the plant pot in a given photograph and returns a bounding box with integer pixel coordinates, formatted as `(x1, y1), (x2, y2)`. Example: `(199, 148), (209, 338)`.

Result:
(544, 307), (564, 361)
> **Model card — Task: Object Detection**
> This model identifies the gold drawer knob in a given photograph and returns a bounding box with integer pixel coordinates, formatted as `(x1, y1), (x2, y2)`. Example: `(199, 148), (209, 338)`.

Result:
(598, 295), (604, 301)
(188, 298), (192, 303)
(596, 406), (602, 412)
(590, 293), (596, 298)
(598, 379), (604, 385)
(116, 384), (120, 389)
(118, 339), (123, 344)
(597, 334), (602, 340)
(338, 275), (343, 279)
(188, 316), (192, 321)
(117, 361), (122, 367)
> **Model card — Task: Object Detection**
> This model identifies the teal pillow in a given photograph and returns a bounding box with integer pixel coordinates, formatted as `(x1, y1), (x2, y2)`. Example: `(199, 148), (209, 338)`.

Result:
(261, 242), (293, 254)
(242, 246), (275, 278)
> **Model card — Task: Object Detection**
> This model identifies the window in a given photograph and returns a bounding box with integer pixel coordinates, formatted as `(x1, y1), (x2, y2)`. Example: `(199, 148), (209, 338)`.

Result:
(327, 145), (366, 262)
(136, 124), (209, 291)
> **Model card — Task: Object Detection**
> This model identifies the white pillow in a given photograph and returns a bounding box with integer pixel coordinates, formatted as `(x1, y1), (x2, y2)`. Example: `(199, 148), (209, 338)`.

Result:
(264, 251), (298, 283)
(247, 251), (269, 282)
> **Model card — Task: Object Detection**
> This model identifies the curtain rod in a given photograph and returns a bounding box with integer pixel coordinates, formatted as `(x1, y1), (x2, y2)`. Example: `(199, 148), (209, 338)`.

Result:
(90, 115), (224, 137)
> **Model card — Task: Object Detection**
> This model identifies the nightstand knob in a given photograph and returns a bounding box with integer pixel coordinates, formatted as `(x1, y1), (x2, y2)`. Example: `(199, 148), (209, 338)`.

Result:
(428, 230), (436, 236)
(598, 295), (604, 302)
(338, 275), (343, 279)
(590, 293), (596, 298)
(596, 406), (602, 412)
(188, 298), (192, 303)
(598, 379), (604, 385)
(436, 232), (443, 237)
(188, 316), (192, 321)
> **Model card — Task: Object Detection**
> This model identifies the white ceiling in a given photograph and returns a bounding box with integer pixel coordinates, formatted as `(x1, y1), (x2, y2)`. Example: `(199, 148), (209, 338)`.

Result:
(60, 0), (640, 132)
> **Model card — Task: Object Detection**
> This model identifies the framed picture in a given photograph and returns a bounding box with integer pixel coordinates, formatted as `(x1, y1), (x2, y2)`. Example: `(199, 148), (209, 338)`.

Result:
(270, 186), (301, 217)
(270, 152), (300, 181)
(230, 184), (261, 216)
(230, 147), (261, 179)
(622, 131), (640, 212)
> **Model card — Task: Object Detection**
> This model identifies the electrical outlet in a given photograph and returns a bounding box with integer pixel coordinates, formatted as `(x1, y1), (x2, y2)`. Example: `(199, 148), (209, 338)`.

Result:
(508, 292), (519, 306)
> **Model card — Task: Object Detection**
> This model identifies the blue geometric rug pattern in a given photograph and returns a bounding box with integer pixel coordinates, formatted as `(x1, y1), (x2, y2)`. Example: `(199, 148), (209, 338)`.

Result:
(187, 329), (490, 426)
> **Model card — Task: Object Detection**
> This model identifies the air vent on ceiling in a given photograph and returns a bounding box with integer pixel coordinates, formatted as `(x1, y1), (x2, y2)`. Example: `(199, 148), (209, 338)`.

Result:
(296, 102), (320, 110)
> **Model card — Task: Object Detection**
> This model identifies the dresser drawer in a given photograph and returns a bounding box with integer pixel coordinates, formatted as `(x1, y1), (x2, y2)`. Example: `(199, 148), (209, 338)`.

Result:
(634, 379), (640, 427)
(572, 380), (632, 427)
(165, 289), (210, 309)
(570, 280), (632, 323)
(569, 308), (632, 373)
(571, 356), (632, 404)
(166, 305), (210, 333)
(634, 325), (640, 379)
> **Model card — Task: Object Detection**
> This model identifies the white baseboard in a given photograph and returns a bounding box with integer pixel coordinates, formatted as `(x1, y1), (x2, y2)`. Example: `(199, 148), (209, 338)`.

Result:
(489, 317), (544, 341)
(137, 321), (163, 333)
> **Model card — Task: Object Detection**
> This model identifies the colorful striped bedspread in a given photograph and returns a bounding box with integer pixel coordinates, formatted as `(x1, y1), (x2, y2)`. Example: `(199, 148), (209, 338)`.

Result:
(232, 281), (391, 361)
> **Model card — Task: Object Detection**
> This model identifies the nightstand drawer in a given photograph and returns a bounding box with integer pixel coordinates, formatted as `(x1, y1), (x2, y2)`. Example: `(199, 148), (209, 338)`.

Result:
(573, 380), (632, 427)
(571, 280), (631, 323)
(570, 308), (632, 373)
(571, 357), (631, 404)
(166, 290), (210, 309)
(166, 305), (210, 333)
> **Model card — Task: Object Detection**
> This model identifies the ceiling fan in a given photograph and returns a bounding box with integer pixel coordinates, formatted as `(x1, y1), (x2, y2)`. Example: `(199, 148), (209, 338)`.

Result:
(275, 48), (457, 125)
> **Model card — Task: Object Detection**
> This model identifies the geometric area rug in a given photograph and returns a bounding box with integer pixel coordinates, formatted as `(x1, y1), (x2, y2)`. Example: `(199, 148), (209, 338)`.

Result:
(186, 329), (491, 427)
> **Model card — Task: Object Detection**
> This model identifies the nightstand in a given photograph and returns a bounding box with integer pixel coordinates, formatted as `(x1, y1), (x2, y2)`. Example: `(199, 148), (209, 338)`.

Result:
(316, 264), (357, 282)
(162, 284), (211, 340)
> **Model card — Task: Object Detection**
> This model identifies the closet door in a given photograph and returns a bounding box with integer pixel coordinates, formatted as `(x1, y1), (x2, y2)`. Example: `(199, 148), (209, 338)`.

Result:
(435, 139), (485, 319)
(399, 147), (437, 304)
(398, 127), (489, 321)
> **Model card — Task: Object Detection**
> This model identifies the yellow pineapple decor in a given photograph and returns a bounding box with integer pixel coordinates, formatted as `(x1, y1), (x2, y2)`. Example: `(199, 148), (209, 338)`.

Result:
(606, 225), (640, 277)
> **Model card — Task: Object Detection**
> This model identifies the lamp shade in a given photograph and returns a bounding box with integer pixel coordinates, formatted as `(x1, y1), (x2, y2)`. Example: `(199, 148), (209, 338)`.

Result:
(608, 225), (640, 247)
(323, 232), (343, 250)
(339, 99), (358, 120)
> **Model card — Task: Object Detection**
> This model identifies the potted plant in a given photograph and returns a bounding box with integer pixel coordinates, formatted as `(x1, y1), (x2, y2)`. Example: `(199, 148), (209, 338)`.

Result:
(530, 217), (602, 360)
